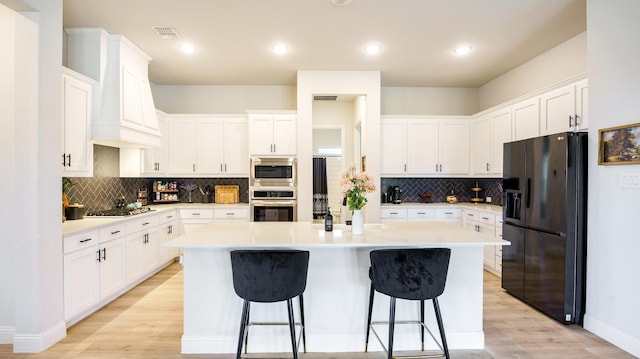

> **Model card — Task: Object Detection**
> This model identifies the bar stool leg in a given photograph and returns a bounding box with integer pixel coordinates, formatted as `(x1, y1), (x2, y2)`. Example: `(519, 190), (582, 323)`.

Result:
(244, 302), (251, 354)
(432, 297), (450, 359)
(420, 299), (425, 351)
(236, 300), (250, 359)
(365, 281), (375, 352)
(387, 297), (396, 359)
(287, 298), (298, 359)
(299, 294), (307, 352)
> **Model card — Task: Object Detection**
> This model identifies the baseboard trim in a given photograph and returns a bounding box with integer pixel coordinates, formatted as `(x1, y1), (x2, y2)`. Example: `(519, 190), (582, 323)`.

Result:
(0, 326), (16, 344)
(12, 321), (66, 353)
(584, 314), (640, 357)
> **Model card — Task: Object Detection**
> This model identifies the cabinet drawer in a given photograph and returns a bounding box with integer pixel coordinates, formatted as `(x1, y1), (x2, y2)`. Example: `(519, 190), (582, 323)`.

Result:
(100, 224), (125, 243)
(126, 214), (160, 234)
(478, 213), (495, 225)
(214, 208), (248, 220)
(407, 208), (435, 221)
(64, 230), (99, 254)
(435, 208), (461, 219)
(179, 208), (214, 220)
(159, 210), (178, 224)
(380, 208), (408, 221)
(463, 209), (478, 221)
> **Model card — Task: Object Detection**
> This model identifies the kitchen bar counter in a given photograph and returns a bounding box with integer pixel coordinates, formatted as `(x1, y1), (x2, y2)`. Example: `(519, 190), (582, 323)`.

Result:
(166, 221), (508, 354)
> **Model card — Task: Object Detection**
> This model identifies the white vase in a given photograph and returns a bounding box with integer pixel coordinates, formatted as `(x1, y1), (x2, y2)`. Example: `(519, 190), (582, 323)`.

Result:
(352, 209), (364, 235)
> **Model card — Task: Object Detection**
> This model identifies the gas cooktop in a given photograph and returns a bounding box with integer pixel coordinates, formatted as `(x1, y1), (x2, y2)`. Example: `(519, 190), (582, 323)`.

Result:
(85, 207), (154, 217)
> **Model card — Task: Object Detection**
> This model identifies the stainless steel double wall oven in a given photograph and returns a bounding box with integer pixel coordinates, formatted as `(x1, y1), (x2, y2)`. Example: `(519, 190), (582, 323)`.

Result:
(249, 157), (297, 222)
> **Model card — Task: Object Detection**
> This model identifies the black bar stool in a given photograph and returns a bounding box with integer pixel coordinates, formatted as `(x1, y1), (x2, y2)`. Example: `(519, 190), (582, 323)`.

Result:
(365, 248), (451, 359)
(230, 249), (309, 359)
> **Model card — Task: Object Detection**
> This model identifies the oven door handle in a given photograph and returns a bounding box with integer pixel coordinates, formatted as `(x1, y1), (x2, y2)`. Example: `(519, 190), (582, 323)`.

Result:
(251, 200), (297, 206)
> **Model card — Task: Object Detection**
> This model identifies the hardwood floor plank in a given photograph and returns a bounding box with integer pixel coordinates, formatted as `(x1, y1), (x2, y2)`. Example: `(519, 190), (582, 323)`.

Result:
(0, 264), (634, 359)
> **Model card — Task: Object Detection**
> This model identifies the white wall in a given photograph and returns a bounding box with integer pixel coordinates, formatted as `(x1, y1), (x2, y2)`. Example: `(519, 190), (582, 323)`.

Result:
(0, 0), (66, 352)
(297, 71), (381, 223)
(478, 31), (587, 110)
(583, 1), (640, 356)
(0, 3), (17, 343)
(151, 85), (296, 114)
(381, 87), (478, 115)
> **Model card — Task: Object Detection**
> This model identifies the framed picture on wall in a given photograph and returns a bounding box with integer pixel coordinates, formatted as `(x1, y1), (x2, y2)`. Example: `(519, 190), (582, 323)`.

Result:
(598, 123), (640, 165)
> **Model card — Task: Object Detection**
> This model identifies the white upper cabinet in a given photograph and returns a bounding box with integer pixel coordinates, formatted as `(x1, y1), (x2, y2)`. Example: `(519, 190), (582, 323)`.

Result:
(248, 112), (296, 156)
(62, 67), (94, 177)
(66, 28), (161, 148)
(141, 111), (169, 176)
(169, 116), (248, 177)
(472, 108), (512, 176)
(540, 79), (588, 134)
(512, 97), (540, 141)
(381, 117), (469, 177)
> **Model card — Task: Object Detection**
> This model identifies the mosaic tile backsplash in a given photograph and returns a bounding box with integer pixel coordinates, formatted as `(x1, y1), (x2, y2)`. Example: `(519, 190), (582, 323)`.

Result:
(380, 177), (503, 205)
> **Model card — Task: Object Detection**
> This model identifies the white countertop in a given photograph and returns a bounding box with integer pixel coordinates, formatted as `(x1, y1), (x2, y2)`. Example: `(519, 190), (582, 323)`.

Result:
(165, 221), (509, 249)
(62, 203), (249, 235)
(381, 202), (503, 214)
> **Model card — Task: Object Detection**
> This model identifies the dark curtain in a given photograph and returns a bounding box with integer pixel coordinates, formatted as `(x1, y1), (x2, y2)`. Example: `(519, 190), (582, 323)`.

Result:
(313, 157), (328, 217)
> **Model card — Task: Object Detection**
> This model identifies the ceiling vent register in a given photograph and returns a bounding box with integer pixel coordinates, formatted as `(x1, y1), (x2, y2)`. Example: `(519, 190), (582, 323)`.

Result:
(151, 26), (179, 39)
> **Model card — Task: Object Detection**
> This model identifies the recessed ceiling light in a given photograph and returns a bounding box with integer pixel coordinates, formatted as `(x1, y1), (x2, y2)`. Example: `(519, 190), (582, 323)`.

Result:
(330, 0), (353, 6)
(364, 43), (382, 55)
(180, 42), (196, 54)
(455, 45), (472, 56)
(272, 43), (289, 55)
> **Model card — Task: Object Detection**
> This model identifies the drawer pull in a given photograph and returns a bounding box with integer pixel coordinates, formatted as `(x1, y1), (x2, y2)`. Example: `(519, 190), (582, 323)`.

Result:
(226, 213), (235, 216)
(111, 230), (121, 235)
(80, 238), (92, 243)
(167, 215), (173, 219)
(444, 212), (453, 215)
(417, 212), (426, 215)
(192, 213), (201, 216)
(482, 217), (490, 220)
(390, 212), (398, 215)
(142, 222), (150, 226)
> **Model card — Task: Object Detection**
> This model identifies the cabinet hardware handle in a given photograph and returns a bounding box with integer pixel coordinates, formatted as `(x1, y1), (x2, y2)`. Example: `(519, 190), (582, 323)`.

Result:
(225, 164), (227, 172)
(220, 164), (223, 172)
(439, 164), (442, 172)
(96, 249), (101, 262)
(111, 230), (120, 235)
(390, 212), (398, 215)
(168, 225), (172, 235)
(569, 115), (573, 127)
(486, 163), (490, 171)
(417, 212), (426, 215)
(80, 238), (92, 243)
(193, 164), (196, 172)
(435, 164), (438, 171)
(167, 215), (173, 219)
(482, 217), (489, 220)
(445, 212), (453, 215)
(404, 164), (407, 172)
(102, 248), (106, 261)
(273, 143), (276, 152)
(67, 154), (71, 167)
(62, 153), (66, 166)
(142, 222), (150, 226)
(226, 213), (234, 216)
(192, 213), (200, 216)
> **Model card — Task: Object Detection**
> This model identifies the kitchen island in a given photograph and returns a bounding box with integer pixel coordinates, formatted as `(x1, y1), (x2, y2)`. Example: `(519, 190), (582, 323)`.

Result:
(165, 221), (508, 354)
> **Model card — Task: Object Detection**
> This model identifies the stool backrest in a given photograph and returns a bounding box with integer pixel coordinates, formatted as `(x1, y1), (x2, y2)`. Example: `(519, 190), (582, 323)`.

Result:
(230, 250), (310, 302)
(370, 248), (451, 301)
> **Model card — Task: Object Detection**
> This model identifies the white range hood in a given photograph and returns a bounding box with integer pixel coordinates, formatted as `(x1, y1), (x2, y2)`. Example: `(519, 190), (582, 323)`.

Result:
(66, 28), (161, 148)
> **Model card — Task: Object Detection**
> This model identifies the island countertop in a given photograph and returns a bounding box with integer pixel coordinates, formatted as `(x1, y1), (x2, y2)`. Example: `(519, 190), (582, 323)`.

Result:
(165, 221), (508, 248)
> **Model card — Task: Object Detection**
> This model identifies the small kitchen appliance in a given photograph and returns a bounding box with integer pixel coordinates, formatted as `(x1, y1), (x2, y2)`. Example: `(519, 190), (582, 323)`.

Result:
(388, 186), (403, 204)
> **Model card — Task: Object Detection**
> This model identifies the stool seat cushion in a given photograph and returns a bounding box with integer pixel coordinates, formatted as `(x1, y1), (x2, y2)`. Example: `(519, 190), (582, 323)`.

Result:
(370, 248), (450, 301)
(231, 250), (309, 303)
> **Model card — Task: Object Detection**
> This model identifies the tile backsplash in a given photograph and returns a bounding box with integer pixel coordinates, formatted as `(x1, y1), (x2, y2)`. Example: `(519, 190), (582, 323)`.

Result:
(380, 177), (503, 205)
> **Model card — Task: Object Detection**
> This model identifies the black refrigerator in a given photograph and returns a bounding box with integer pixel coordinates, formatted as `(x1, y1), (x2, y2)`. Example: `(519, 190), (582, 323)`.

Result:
(502, 132), (587, 324)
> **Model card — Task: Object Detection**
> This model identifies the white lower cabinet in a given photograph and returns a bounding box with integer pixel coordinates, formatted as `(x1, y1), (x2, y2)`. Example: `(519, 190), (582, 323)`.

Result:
(214, 207), (249, 221)
(463, 208), (503, 276)
(125, 215), (160, 286)
(159, 210), (179, 263)
(382, 206), (462, 224)
(380, 207), (408, 222)
(179, 208), (214, 233)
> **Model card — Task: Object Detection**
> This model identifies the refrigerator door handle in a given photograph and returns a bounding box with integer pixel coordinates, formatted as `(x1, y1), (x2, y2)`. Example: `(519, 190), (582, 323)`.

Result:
(526, 178), (532, 208)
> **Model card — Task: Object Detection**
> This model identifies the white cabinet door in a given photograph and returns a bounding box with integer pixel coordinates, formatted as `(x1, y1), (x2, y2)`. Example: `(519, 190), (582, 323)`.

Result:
(512, 97), (540, 141)
(249, 114), (297, 156)
(273, 115), (297, 155)
(64, 245), (100, 320)
(62, 70), (93, 176)
(381, 120), (407, 174)
(99, 237), (125, 300)
(158, 220), (178, 263)
(490, 108), (513, 175)
(540, 83), (576, 135)
(439, 120), (469, 175)
(142, 114), (168, 175)
(142, 230), (159, 274)
(471, 116), (492, 174)
(196, 119), (225, 175)
(169, 118), (197, 174)
(576, 79), (589, 130)
(223, 118), (249, 175)
(125, 232), (145, 285)
(139, 77), (159, 131)
(407, 120), (439, 174)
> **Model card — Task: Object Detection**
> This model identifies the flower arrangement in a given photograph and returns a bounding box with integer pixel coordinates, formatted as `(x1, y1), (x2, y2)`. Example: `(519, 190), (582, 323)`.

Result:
(340, 164), (376, 210)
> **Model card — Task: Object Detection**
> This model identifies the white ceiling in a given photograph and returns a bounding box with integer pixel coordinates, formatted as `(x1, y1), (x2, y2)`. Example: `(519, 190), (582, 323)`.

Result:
(62, 0), (586, 87)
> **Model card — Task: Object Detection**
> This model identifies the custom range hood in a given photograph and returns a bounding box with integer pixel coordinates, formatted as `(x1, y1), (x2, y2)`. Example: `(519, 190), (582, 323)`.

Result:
(66, 28), (161, 148)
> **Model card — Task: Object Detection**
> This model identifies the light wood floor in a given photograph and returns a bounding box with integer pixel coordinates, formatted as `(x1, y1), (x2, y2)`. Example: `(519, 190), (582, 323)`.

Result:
(0, 263), (634, 359)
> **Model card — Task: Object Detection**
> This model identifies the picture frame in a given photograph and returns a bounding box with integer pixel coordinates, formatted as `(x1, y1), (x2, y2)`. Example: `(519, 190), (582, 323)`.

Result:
(598, 123), (640, 165)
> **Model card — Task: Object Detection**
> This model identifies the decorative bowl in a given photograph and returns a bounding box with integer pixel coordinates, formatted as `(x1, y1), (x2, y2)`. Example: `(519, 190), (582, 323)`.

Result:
(419, 193), (433, 203)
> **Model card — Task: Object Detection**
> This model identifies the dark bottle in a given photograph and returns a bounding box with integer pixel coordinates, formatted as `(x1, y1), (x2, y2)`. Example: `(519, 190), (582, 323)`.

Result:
(325, 207), (333, 232)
